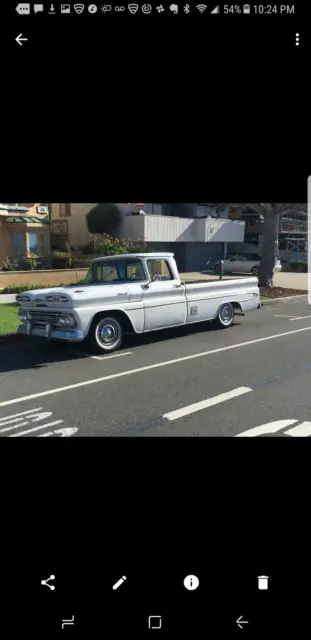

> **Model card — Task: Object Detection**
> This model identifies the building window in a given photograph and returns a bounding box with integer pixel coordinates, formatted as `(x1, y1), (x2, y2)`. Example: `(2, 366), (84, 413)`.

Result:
(28, 232), (44, 255)
(13, 232), (25, 257)
(28, 232), (39, 254)
(59, 203), (71, 216)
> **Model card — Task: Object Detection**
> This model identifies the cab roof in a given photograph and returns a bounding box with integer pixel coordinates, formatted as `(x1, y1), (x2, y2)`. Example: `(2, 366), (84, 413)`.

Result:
(92, 253), (174, 262)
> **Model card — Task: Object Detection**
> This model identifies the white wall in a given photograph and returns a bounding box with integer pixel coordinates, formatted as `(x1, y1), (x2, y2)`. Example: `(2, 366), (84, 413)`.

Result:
(118, 215), (245, 243)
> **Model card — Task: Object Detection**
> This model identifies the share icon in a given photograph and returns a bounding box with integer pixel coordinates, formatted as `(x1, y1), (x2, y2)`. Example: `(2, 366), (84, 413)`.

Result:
(41, 574), (56, 590)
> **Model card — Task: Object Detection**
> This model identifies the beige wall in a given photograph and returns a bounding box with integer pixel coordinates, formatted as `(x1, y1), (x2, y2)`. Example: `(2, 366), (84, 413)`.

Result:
(0, 268), (88, 288)
(51, 203), (95, 249)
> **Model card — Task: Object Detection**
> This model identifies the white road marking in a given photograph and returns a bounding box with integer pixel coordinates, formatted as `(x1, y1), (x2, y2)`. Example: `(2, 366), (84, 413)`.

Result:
(37, 427), (78, 437)
(0, 407), (42, 422)
(289, 315), (311, 321)
(284, 422), (311, 437)
(0, 411), (53, 433)
(163, 387), (252, 422)
(1, 325), (311, 408)
(0, 420), (30, 434)
(91, 352), (133, 361)
(72, 350), (133, 361)
(9, 419), (63, 437)
(236, 420), (298, 437)
(274, 314), (301, 318)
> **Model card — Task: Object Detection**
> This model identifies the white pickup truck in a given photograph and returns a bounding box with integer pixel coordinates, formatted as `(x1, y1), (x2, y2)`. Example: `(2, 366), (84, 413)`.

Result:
(17, 253), (260, 353)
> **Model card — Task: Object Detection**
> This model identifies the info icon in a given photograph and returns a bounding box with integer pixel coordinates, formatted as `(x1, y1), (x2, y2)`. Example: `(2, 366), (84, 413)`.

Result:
(183, 575), (199, 591)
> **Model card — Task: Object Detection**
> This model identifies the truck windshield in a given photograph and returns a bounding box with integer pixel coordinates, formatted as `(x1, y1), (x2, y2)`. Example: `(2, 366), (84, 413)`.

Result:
(84, 259), (146, 284)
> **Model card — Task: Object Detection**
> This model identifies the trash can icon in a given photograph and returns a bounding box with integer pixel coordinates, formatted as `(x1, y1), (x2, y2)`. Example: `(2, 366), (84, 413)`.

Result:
(258, 575), (269, 590)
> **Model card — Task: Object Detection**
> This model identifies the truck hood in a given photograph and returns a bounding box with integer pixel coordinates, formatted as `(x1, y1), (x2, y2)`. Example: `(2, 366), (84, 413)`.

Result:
(17, 284), (131, 307)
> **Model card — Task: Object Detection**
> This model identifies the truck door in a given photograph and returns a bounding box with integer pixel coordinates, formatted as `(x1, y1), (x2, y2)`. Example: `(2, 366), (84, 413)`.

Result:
(142, 258), (186, 330)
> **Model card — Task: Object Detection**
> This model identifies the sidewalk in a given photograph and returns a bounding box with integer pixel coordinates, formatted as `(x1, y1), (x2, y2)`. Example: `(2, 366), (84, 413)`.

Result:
(180, 271), (308, 291)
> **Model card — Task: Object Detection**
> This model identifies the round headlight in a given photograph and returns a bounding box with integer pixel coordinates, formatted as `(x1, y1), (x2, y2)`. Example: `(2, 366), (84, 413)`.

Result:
(58, 315), (74, 327)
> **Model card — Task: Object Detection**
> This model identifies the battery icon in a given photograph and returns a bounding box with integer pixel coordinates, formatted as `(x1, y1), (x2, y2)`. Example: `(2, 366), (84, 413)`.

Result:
(243, 4), (251, 12)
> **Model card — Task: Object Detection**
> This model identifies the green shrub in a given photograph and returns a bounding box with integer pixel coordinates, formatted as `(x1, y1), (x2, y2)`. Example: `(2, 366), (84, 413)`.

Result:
(1, 284), (55, 294)
(1, 281), (87, 294)
(86, 203), (121, 235)
(81, 234), (150, 256)
(73, 258), (91, 268)
(51, 251), (73, 269)
(288, 260), (307, 273)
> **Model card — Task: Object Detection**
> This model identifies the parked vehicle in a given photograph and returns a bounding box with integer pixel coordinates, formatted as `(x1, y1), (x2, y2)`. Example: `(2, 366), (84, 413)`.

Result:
(211, 254), (282, 276)
(17, 253), (260, 353)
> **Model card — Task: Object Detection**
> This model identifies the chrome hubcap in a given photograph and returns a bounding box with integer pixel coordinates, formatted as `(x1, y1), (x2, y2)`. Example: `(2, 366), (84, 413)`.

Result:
(97, 321), (119, 346)
(220, 304), (233, 324)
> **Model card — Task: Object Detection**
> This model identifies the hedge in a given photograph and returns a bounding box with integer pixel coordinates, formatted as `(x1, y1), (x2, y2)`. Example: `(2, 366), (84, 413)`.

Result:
(0, 282), (85, 294)
(287, 260), (307, 273)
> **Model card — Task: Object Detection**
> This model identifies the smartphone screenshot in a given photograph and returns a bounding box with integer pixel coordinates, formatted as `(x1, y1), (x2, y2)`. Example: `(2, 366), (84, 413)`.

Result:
(0, 2), (309, 638)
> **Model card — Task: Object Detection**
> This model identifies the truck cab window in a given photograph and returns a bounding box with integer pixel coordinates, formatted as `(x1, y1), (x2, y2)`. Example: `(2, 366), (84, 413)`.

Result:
(147, 259), (173, 281)
(125, 260), (146, 281)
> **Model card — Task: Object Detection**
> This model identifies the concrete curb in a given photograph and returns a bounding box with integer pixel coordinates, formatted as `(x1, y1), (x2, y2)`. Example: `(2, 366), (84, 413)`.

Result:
(0, 294), (17, 303)
(261, 294), (308, 306)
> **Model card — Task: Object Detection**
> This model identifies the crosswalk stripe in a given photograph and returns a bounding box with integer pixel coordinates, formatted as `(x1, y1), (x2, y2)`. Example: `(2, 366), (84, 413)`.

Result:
(0, 407), (42, 423)
(0, 420), (30, 434)
(163, 387), (252, 422)
(9, 420), (63, 437)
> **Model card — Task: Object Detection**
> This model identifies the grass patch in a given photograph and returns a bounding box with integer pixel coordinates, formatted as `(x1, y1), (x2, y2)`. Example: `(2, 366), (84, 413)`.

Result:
(0, 304), (20, 334)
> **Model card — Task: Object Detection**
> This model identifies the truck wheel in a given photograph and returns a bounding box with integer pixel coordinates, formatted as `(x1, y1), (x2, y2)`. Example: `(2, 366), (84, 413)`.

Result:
(88, 315), (123, 353)
(215, 303), (234, 328)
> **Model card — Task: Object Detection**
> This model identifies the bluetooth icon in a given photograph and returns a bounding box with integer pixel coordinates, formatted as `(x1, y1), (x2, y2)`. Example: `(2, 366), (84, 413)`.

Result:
(184, 4), (190, 12)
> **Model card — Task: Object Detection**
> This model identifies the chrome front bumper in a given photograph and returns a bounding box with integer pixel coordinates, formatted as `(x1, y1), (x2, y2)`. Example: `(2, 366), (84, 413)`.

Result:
(18, 323), (85, 342)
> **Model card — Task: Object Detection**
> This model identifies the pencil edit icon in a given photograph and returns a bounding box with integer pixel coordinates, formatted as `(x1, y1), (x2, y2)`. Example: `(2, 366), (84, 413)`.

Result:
(113, 576), (127, 590)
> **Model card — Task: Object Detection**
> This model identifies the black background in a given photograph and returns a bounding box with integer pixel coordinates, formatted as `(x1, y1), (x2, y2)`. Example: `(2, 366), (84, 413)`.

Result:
(1, 2), (310, 637)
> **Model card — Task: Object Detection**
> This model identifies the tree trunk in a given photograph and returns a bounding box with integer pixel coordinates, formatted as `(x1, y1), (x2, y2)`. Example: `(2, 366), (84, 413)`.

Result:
(259, 214), (279, 287)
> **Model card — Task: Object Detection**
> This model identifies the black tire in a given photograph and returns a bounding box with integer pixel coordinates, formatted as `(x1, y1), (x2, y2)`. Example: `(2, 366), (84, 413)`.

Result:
(214, 302), (234, 328)
(213, 263), (220, 274)
(251, 266), (259, 276)
(88, 315), (123, 353)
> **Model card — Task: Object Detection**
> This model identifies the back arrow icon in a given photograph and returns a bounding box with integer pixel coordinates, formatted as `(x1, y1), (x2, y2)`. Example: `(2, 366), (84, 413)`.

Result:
(236, 615), (249, 629)
(16, 34), (28, 46)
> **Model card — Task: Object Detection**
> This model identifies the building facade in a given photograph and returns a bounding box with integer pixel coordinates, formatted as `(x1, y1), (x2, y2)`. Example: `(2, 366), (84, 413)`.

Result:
(50, 203), (245, 272)
(227, 206), (307, 262)
(0, 203), (51, 265)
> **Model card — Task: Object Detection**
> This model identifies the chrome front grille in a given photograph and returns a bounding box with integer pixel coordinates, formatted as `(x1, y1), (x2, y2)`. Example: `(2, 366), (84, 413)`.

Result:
(28, 311), (61, 324)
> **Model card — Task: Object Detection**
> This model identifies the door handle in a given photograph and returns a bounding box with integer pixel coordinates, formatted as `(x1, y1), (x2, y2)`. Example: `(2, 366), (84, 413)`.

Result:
(173, 284), (182, 288)
(117, 292), (127, 295)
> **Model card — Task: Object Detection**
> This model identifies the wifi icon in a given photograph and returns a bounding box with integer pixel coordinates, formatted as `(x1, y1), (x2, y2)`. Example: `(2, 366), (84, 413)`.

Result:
(196, 4), (207, 12)
(74, 3), (85, 13)
(128, 3), (139, 12)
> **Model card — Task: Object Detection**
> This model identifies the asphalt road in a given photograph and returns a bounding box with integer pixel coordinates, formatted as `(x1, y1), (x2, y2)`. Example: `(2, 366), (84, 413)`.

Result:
(1, 299), (311, 438)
